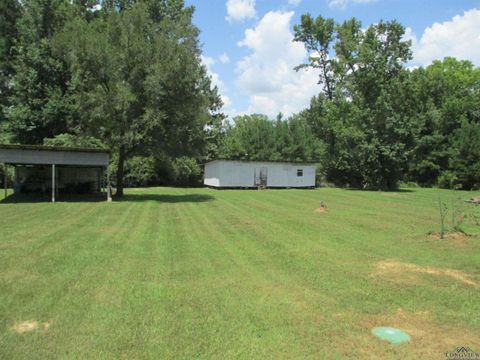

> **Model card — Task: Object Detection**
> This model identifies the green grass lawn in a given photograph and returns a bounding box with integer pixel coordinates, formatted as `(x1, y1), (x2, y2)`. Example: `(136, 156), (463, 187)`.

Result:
(0, 187), (479, 359)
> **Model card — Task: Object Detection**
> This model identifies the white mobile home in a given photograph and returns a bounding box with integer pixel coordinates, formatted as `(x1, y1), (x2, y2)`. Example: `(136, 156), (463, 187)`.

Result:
(204, 160), (316, 188)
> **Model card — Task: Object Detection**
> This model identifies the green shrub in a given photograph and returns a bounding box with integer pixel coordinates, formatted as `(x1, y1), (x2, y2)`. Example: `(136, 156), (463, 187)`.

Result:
(437, 171), (460, 189)
(124, 156), (158, 188)
(171, 157), (202, 187)
(398, 181), (421, 188)
(0, 164), (14, 188)
(108, 156), (158, 188)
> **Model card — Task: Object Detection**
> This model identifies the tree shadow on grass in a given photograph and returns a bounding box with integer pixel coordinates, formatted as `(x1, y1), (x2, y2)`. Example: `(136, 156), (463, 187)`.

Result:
(116, 193), (215, 203)
(1, 192), (215, 204)
(344, 187), (416, 193)
(0, 193), (109, 204)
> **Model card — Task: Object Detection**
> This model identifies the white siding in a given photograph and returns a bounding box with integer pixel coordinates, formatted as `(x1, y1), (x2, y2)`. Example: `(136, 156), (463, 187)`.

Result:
(204, 160), (316, 188)
(0, 148), (109, 166)
(204, 161), (220, 187)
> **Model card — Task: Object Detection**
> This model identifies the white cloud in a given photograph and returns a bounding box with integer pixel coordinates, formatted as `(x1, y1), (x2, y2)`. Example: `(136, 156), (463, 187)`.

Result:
(409, 8), (480, 66)
(201, 55), (215, 68)
(235, 11), (320, 117)
(225, 0), (256, 23)
(201, 55), (237, 118)
(219, 53), (230, 64)
(288, 0), (302, 5)
(327, 0), (377, 10)
(201, 56), (225, 100)
(403, 27), (417, 46)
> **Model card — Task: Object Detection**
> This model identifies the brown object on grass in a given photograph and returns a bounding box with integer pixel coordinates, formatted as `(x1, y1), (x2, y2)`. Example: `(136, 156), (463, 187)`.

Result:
(374, 260), (480, 288)
(13, 320), (52, 334)
(427, 230), (469, 240)
(466, 196), (480, 205)
(314, 201), (328, 213)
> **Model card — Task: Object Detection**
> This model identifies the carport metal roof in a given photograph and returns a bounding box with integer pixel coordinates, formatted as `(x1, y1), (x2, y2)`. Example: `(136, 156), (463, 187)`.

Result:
(0, 144), (110, 167)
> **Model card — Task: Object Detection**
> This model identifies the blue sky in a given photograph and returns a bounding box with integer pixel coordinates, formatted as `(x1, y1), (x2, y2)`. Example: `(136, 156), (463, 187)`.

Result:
(184, 0), (480, 119)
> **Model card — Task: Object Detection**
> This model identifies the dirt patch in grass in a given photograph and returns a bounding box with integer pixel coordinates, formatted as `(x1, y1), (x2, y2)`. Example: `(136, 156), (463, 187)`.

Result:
(314, 207), (328, 214)
(426, 231), (469, 240)
(382, 193), (402, 197)
(13, 320), (51, 334)
(383, 203), (407, 208)
(97, 226), (119, 234)
(426, 231), (470, 246)
(374, 260), (479, 288)
(232, 220), (258, 228)
(363, 308), (480, 356)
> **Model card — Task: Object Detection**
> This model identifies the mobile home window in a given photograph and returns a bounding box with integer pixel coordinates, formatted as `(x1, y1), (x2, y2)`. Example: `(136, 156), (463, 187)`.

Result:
(297, 169), (303, 177)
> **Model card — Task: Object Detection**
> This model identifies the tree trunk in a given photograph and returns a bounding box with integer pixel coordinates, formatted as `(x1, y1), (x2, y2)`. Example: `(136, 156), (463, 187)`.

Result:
(116, 144), (126, 197)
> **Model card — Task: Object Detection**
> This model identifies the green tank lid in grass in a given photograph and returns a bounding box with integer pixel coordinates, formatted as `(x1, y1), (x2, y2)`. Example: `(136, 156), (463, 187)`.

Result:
(372, 327), (411, 344)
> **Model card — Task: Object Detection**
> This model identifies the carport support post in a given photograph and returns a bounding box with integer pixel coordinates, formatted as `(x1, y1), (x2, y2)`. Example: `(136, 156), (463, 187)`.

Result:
(3, 165), (6, 199)
(51, 164), (56, 203)
(106, 166), (112, 202)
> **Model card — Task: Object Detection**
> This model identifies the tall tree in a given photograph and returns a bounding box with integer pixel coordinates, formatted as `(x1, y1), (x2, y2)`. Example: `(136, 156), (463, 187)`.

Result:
(0, 0), (21, 132)
(218, 114), (323, 163)
(56, 0), (220, 195)
(294, 17), (414, 189)
(4, 0), (76, 144)
(408, 58), (480, 188)
(293, 14), (336, 100)
(447, 120), (480, 189)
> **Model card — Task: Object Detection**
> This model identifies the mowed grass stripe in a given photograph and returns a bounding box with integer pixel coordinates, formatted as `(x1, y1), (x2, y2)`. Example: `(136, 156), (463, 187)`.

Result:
(158, 192), (336, 358)
(0, 200), (144, 358)
(0, 187), (479, 359)
(226, 188), (480, 268)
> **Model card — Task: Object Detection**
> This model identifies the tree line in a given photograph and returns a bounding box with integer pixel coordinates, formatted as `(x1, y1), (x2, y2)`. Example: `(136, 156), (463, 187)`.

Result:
(1, 2), (479, 192)
(291, 15), (480, 190)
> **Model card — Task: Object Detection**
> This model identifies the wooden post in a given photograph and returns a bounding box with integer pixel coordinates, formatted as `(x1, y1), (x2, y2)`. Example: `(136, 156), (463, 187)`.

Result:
(98, 168), (102, 194)
(3, 165), (6, 199)
(56, 167), (59, 199)
(52, 164), (56, 203)
(106, 166), (112, 202)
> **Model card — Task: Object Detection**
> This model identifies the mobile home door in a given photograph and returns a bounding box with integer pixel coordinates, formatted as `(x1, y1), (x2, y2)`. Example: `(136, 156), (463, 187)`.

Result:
(254, 167), (267, 186)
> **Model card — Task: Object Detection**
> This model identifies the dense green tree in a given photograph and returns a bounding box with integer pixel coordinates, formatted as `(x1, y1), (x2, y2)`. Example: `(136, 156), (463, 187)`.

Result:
(0, 0), (21, 129)
(294, 17), (414, 189)
(4, 0), (77, 144)
(43, 133), (104, 148)
(56, 0), (220, 195)
(278, 113), (325, 162)
(203, 113), (227, 162)
(293, 14), (336, 100)
(171, 156), (202, 187)
(408, 58), (480, 188)
(123, 156), (159, 187)
(220, 115), (279, 160)
(218, 114), (323, 163)
(446, 120), (480, 189)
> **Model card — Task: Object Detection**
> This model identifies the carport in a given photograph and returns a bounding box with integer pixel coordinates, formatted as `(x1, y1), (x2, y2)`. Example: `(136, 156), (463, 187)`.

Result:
(0, 144), (111, 202)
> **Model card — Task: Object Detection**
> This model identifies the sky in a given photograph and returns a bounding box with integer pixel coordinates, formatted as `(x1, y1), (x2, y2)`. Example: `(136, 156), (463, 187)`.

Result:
(184, 0), (480, 119)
